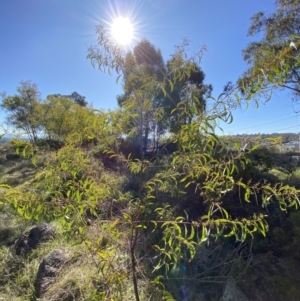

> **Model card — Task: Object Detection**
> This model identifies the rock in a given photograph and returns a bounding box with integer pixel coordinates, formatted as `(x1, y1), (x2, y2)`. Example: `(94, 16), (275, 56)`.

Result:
(6, 153), (20, 160)
(219, 277), (249, 301)
(28, 223), (55, 244)
(15, 223), (55, 255)
(35, 248), (69, 298)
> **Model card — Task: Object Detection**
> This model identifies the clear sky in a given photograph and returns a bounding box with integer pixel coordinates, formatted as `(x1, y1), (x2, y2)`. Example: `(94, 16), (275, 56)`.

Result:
(0, 0), (299, 135)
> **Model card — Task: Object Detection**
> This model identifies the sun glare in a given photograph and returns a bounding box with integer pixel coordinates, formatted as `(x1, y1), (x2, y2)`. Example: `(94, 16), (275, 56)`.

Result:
(111, 17), (133, 45)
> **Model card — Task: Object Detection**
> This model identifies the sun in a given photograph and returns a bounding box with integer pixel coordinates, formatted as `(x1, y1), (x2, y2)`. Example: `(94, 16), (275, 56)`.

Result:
(111, 17), (133, 45)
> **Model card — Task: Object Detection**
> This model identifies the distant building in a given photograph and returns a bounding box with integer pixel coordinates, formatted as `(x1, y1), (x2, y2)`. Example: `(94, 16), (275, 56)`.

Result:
(283, 141), (300, 151)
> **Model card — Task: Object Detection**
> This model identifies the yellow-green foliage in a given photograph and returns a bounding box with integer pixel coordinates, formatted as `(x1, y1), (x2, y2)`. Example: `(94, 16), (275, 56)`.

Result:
(269, 168), (289, 181)
(40, 95), (94, 143)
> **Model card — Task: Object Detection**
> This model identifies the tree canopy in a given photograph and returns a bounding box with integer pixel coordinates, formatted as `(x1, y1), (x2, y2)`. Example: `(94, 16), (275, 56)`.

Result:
(40, 95), (92, 142)
(0, 81), (41, 144)
(111, 39), (212, 151)
(1, 83), (92, 145)
(238, 0), (300, 101)
(51, 91), (88, 107)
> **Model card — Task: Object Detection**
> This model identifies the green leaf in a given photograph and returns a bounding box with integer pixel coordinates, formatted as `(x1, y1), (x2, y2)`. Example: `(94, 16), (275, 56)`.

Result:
(221, 207), (229, 219)
(161, 85), (167, 97)
(175, 216), (184, 222)
(0, 184), (11, 189)
(168, 79), (174, 92)
(116, 74), (122, 84)
(258, 221), (266, 237)
(234, 92), (241, 106)
(188, 225), (195, 240)
(163, 290), (176, 301)
(137, 224), (147, 229)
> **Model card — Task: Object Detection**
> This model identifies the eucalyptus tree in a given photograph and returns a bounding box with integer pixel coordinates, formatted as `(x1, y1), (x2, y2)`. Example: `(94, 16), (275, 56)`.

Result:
(116, 39), (167, 152)
(116, 39), (212, 142)
(51, 91), (88, 107)
(238, 0), (300, 101)
(164, 57), (212, 132)
(88, 26), (212, 153)
(40, 95), (92, 143)
(0, 81), (42, 144)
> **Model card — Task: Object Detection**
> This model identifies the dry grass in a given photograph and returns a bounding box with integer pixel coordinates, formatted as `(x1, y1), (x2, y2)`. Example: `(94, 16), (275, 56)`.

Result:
(0, 219), (80, 301)
(0, 142), (39, 188)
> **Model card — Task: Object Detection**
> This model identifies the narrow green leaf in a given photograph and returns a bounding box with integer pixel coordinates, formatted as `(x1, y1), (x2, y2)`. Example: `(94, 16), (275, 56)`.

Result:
(116, 74), (122, 84)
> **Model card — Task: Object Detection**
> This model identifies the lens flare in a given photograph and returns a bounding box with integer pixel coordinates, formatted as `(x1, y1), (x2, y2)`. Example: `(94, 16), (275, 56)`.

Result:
(111, 17), (133, 45)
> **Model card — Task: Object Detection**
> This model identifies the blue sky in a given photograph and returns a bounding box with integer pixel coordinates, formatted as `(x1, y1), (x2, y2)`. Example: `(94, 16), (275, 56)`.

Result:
(0, 0), (299, 135)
